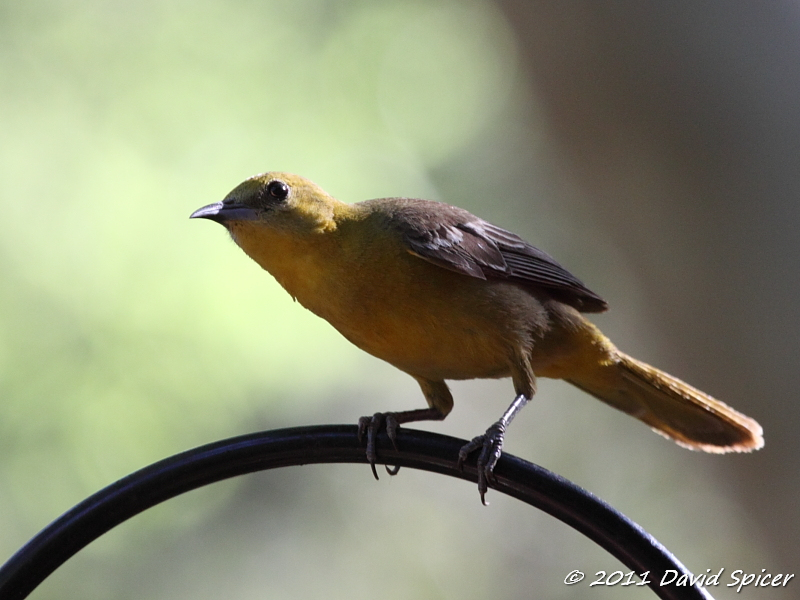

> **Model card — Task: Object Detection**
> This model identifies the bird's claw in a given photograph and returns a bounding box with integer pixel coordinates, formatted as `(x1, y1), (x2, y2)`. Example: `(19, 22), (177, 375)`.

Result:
(357, 412), (400, 479)
(457, 421), (506, 505)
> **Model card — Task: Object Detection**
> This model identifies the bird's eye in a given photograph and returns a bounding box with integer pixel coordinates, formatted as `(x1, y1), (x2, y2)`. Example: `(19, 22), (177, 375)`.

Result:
(266, 180), (290, 201)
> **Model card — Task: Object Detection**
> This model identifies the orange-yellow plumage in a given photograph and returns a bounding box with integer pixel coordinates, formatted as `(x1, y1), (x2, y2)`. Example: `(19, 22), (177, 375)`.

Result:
(191, 172), (763, 500)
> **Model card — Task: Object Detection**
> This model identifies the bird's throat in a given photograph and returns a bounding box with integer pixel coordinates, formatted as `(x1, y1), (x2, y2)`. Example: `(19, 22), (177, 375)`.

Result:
(229, 222), (340, 310)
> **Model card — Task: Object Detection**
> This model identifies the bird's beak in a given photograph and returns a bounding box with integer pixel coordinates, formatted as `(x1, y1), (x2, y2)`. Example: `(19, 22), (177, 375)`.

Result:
(190, 202), (258, 224)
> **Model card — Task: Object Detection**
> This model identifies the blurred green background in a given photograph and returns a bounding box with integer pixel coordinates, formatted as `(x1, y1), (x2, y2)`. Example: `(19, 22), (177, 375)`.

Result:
(1, 1), (798, 598)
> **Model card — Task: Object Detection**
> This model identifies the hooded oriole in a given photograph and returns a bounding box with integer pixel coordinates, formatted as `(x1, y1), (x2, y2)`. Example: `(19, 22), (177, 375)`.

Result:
(191, 172), (763, 503)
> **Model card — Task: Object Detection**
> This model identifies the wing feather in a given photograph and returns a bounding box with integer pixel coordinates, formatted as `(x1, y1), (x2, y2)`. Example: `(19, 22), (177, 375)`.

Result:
(369, 198), (608, 313)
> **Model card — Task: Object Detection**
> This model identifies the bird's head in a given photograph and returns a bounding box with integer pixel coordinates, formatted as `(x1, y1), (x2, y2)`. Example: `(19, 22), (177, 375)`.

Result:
(190, 172), (341, 241)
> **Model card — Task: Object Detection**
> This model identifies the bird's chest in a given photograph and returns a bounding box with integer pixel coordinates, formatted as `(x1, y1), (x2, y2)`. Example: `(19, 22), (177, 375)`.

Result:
(242, 231), (513, 379)
(297, 256), (513, 379)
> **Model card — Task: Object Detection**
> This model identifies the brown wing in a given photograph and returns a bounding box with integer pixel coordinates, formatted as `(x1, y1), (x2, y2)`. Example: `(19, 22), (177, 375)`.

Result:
(372, 198), (608, 313)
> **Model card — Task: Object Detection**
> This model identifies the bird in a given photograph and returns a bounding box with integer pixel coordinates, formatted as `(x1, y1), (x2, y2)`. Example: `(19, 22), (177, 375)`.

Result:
(191, 172), (763, 503)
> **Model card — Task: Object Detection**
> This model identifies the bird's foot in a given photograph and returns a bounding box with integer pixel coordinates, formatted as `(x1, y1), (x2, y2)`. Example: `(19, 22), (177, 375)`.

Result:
(357, 412), (401, 479)
(457, 420), (506, 505)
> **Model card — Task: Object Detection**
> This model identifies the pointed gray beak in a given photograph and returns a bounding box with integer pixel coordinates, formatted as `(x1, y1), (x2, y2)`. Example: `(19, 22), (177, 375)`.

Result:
(190, 202), (258, 223)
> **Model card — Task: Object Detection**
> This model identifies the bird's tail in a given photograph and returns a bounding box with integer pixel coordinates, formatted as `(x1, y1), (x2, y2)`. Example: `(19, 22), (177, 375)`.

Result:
(568, 351), (763, 452)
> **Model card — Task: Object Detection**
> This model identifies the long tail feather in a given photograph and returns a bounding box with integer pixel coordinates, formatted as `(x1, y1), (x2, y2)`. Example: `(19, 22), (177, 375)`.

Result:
(569, 351), (763, 452)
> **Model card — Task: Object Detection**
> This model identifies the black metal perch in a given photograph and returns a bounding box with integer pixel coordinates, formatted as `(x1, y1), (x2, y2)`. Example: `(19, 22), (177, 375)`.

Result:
(0, 425), (713, 600)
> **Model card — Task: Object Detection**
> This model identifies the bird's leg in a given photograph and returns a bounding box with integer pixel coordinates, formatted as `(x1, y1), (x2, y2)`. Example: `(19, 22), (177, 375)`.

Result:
(358, 407), (444, 479)
(457, 393), (530, 505)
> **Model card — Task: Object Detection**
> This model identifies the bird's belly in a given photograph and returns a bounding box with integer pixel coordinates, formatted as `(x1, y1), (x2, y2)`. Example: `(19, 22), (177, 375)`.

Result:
(287, 251), (547, 382)
(313, 279), (537, 382)
(339, 317), (514, 381)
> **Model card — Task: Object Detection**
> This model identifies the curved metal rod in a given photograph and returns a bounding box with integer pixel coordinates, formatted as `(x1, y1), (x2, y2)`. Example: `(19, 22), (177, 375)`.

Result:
(0, 425), (713, 600)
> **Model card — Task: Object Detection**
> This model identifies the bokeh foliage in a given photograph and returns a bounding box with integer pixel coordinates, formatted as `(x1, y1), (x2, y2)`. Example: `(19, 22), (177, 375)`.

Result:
(0, 1), (779, 599)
